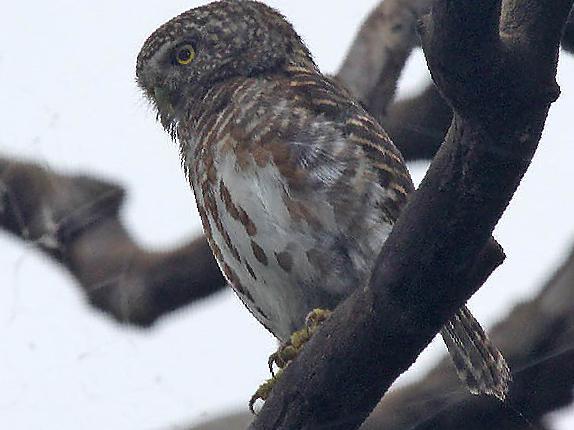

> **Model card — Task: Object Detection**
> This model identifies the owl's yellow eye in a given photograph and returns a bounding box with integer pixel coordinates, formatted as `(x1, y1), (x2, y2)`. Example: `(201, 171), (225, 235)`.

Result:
(175, 44), (195, 65)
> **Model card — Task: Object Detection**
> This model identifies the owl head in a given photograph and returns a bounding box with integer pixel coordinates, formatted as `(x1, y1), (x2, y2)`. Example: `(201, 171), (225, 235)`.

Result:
(136, 0), (313, 132)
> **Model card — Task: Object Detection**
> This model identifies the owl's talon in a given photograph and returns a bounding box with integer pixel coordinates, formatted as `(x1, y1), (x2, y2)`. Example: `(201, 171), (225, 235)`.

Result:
(305, 308), (332, 329)
(268, 344), (297, 377)
(257, 308), (332, 410)
(268, 352), (278, 377)
(254, 309), (332, 412)
(249, 369), (283, 414)
(267, 308), (332, 376)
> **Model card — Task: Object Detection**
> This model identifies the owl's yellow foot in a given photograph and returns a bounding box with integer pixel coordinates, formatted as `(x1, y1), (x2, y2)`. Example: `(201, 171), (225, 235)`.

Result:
(305, 307), (332, 329)
(249, 369), (283, 414)
(251, 308), (332, 413)
(268, 308), (333, 375)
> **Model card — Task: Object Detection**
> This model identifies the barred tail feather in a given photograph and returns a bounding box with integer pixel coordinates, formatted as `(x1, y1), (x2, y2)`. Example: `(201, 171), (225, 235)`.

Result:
(440, 306), (511, 401)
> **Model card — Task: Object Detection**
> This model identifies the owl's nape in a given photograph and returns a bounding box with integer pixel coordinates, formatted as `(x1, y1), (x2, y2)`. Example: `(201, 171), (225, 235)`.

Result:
(136, 0), (510, 413)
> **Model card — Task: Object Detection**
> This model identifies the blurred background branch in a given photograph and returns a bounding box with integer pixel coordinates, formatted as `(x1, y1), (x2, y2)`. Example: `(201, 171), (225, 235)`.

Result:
(0, 158), (225, 326)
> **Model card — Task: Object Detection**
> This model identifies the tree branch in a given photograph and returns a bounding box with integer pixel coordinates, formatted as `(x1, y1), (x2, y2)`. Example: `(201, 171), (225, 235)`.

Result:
(564, 7), (574, 51)
(336, 0), (431, 116)
(339, 0), (574, 163)
(249, 0), (571, 428)
(2, 1), (574, 428)
(0, 158), (225, 326)
(188, 241), (574, 429)
(362, 242), (574, 429)
(380, 82), (451, 161)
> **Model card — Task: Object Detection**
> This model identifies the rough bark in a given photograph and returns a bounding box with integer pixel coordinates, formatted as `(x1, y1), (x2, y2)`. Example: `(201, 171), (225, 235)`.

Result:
(362, 243), (574, 429)
(337, 1), (574, 163)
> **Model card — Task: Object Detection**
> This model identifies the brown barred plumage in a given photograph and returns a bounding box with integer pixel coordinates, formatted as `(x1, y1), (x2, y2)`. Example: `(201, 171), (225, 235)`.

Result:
(136, 0), (510, 401)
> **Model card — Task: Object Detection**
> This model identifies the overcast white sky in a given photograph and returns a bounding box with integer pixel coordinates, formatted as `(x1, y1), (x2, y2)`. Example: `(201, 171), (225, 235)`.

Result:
(1, 1), (574, 429)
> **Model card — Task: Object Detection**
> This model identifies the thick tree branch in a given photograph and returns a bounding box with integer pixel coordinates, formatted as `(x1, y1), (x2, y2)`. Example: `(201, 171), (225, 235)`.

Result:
(0, 158), (225, 326)
(362, 242), (574, 429)
(564, 7), (574, 51)
(189, 242), (574, 430)
(249, 0), (571, 428)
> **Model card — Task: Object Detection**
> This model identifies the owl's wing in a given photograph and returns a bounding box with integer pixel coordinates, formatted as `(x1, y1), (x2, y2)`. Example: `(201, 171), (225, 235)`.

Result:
(280, 68), (415, 224)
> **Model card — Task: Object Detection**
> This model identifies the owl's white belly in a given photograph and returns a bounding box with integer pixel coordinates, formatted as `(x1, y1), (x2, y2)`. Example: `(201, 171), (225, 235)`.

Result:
(191, 141), (387, 341)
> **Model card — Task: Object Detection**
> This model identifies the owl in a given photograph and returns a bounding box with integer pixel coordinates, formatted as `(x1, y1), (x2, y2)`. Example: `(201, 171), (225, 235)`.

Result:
(136, 0), (509, 401)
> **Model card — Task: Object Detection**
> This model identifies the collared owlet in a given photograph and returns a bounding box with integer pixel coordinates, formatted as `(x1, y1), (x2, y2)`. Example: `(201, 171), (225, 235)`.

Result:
(136, 0), (510, 401)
